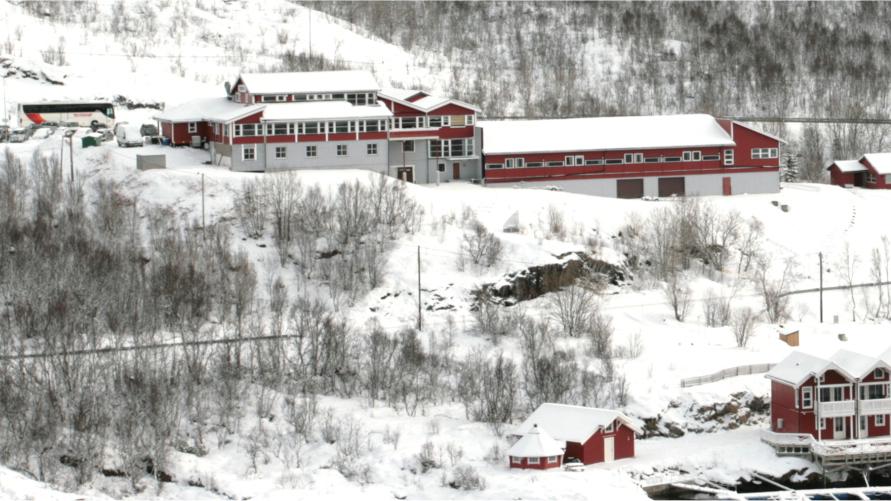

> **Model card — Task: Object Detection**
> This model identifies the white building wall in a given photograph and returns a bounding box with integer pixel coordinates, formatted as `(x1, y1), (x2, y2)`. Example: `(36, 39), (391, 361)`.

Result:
(486, 169), (779, 198)
(229, 140), (388, 173)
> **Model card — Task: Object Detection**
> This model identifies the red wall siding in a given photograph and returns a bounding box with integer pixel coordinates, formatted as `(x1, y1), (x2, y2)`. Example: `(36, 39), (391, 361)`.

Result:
(438, 126), (476, 139)
(730, 123), (780, 168)
(861, 159), (891, 189)
(508, 456), (561, 470)
(266, 135), (295, 143)
(162, 121), (206, 146)
(829, 166), (856, 186)
(428, 103), (477, 116)
(568, 420), (635, 465)
(236, 112), (264, 124)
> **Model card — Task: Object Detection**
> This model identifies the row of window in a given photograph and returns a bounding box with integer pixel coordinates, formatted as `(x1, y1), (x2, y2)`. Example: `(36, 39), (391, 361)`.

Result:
(809, 414), (886, 432)
(428, 139), (475, 158)
(253, 92), (378, 105)
(486, 150), (730, 170)
(510, 456), (560, 465)
(752, 148), (779, 159)
(232, 120), (390, 137)
(392, 115), (475, 130)
(241, 143), (380, 161)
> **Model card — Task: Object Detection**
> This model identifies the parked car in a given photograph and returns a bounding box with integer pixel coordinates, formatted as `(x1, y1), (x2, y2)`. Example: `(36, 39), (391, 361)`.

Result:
(140, 123), (159, 137)
(113, 121), (128, 137)
(563, 458), (585, 472)
(9, 127), (33, 143)
(116, 123), (144, 147)
(95, 127), (114, 142)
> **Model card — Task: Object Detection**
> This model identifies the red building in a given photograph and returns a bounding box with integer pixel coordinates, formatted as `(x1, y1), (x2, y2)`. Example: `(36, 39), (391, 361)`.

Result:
(766, 349), (891, 441)
(507, 424), (564, 470)
(479, 115), (782, 198)
(512, 403), (640, 465)
(827, 153), (891, 189)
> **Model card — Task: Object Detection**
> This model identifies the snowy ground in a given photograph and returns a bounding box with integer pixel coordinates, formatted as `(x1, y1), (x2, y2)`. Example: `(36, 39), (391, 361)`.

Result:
(4, 129), (891, 500)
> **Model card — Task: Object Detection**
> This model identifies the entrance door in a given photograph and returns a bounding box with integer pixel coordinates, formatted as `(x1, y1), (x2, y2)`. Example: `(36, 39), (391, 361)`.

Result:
(603, 436), (615, 462)
(854, 172), (866, 187)
(397, 166), (414, 183)
(722, 177), (732, 196)
(658, 177), (686, 197)
(859, 415), (868, 438)
(617, 178), (644, 199)
(834, 417), (846, 440)
(452, 162), (460, 180)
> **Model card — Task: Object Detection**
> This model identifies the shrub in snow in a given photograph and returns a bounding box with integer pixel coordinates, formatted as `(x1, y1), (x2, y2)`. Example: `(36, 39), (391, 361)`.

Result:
(546, 281), (599, 337)
(460, 219), (502, 267)
(662, 270), (692, 322)
(702, 287), (733, 327)
(446, 465), (487, 491)
(732, 306), (758, 348)
(416, 441), (440, 473)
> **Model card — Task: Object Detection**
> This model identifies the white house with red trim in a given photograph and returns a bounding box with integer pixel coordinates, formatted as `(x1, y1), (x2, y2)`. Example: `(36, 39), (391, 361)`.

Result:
(479, 114), (783, 197)
(154, 70), (481, 181)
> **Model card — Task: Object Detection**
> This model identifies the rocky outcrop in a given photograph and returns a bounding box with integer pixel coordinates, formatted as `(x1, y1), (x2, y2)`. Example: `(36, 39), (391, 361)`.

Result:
(479, 251), (628, 305)
(640, 392), (770, 438)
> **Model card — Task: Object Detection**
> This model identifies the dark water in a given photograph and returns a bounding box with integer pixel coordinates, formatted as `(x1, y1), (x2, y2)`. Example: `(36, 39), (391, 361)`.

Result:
(648, 471), (891, 500)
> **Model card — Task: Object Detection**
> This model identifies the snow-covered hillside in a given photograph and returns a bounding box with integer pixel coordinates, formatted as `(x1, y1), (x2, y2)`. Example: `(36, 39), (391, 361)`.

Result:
(5, 2), (891, 501)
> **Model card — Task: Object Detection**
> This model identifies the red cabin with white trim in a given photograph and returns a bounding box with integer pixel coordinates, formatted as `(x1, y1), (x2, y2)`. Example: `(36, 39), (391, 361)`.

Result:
(827, 153), (891, 189)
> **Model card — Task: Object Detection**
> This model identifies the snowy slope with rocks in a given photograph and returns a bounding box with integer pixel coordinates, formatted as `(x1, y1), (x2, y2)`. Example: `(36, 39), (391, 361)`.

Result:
(3, 2), (891, 501)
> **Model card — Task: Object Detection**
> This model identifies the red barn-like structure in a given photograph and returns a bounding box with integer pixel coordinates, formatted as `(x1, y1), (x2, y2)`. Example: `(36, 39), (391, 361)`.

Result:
(512, 404), (641, 465)
(827, 153), (891, 189)
(479, 115), (783, 197)
(766, 349), (891, 441)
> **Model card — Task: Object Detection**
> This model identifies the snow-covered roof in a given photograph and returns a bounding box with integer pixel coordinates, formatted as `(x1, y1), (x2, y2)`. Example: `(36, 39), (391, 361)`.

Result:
(507, 425), (565, 458)
(379, 88), (425, 101)
(830, 350), (882, 379)
(378, 89), (481, 113)
(154, 97), (263, 123)
(861, 153), (891, 175)
(260, 101), (392, 121)
(514, 403), (642, 444)
(827, 159), (867, 173)
(479, 114), (736, 155)
(236, 70), (380, 95)
(766, 351), (839, 386)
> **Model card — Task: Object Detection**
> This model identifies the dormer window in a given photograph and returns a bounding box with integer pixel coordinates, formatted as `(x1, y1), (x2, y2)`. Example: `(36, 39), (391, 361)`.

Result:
(604, 421), (615, 433)
(237, 84), (246, 93)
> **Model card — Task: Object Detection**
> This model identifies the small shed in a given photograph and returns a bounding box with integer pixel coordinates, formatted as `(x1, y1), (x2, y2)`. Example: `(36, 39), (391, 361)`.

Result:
(513, 403), (641, 465)
(507, 424), (564, 470)
(779, 329), (799, 347)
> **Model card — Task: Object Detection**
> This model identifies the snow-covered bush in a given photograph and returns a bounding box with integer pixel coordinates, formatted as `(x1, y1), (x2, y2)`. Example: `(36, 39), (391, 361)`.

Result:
(460, 219), (502, 268)
(446, 464), (487, 491)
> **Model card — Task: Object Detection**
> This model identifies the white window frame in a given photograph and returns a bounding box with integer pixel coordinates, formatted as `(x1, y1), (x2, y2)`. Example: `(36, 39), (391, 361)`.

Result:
(604, 421), (615, 433)
(275, 95), (286, 102)
(527, 457), (540, 465)
(188, 122), (197, 134)
(511, 456), (522, 465)
(624, 153), (634, 164)
(575, 155), (585, 165)
(516, 157), (525, 168)
(777, 418), (784, 430)
(403, 141), (415, 152)
(242, 145), (256, 161)
(724, 149), (734, 166)
(305, 145), (317, 158)
(336, 144), (348, 157)
(692, 151), (701, 161)
(466, 115), (475, 125)
(860, 415), (868, 434)
(801, 387), (813, 409)
(237, 84), (246, 93)
(818, 418), (826, 430)
(868, 173), (877, 184)
(876, 369), (886, 379)
(878, 415), (887, 426)
(769, 148), (778, 158)
(367, 143), (378, 155)
(835, 417), (845, 433)
(566, 155), (576, 166)
(506, 158), (515, 169)
(547, 456), (559, 464)
(274, 146), (287, 159)
(682, 151), (692, 161)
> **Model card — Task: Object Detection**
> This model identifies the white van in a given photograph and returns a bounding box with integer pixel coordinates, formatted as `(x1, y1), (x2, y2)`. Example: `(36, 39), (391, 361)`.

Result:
(116, 123), (144, 147)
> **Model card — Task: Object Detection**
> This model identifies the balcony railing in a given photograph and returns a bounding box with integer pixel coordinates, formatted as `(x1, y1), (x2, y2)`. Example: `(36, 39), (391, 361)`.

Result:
(819, 400), (856, 418)
(860, 398), (891, 416)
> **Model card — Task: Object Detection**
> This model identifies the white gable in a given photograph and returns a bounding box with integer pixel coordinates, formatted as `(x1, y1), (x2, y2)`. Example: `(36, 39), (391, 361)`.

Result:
(514, 403), (641, 444)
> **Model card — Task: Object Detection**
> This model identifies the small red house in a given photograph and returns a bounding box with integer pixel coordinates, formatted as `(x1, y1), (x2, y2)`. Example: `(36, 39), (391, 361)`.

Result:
(766, 348), (891, 442)
(827, 153), (891, 189)
(513, 403), (641, 465)
(507, 424), (564, 470)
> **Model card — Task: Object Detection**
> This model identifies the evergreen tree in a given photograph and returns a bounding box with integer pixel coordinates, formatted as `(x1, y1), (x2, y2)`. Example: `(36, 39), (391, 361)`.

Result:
(781, 153), (800, 183)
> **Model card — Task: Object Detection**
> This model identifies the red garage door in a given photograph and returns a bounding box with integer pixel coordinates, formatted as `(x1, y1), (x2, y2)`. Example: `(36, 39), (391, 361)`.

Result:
(617, 178), (644, 199)
(658, 177), (685, 197)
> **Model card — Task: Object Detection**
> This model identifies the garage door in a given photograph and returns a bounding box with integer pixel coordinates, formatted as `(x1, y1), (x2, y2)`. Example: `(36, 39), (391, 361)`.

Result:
(658, 177), (686, 197)
(616, 178), (644, 199)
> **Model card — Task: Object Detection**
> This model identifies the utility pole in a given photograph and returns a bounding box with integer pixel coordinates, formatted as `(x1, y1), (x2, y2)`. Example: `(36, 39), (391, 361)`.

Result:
(308, 8), (312, 57)
(819, 252), (824, 323)
(201, 173), (206, 231)
(417, 245), (422, 331)
(68, 134), (73, 182)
